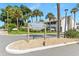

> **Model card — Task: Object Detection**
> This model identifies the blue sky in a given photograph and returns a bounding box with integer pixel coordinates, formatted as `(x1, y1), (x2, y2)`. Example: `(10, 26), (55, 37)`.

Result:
(0, 3), (78, 26)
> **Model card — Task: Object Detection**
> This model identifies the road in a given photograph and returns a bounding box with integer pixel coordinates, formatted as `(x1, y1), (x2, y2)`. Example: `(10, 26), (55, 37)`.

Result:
(0, 34), (59, 56)
(0, 34), (79, 56)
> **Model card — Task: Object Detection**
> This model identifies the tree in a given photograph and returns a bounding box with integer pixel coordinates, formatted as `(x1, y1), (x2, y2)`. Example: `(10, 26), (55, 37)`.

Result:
(64, 9), (68, 38)
(67, 16), (71, 30)
(29, 12), (34, 23)
(20, 4), (31, 26)
(5, 5), (13, 23)
(33, 9), (40, 22)
(0, 5), (13, 30)
(0, 8), (6, 29)
(22, 15), (29, 27)
(39, 11), (43, 21)
(71, 8), (78, 29)
(0, 8), (6, 22)
(20, 5), (32, 40)
(20, 4), (31, 15)
(45, 13), (56, 32)
(0, 5), (31, 31)
(13, 5), (23, 30)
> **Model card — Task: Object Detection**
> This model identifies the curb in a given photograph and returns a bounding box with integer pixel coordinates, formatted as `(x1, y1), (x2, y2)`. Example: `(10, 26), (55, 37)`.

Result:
(5, 41), (78, 54)
(5, 41), (79, 54)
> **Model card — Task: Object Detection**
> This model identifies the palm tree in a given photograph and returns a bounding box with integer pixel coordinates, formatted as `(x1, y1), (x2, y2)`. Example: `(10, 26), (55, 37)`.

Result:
(46, 13), (55, 32)
(20, 4), (31, 15)
(33, 9), (40, 22)
(57, 3), (60, 38)
(64, 9), (68, 38)
(29, 12), (34, 23)
(20, 5), (32, 40)
(39, 11), (43, 21)
(0, 5), (13, 30)
(71, 8), (78, 29)
(13, 6), (23, 30)
(22, 15), (29, 26)
(67, 16), (71, 30)
(0, 8), (7, 29)
(5, 5), (13, 30)
(20, 4), (31, 26)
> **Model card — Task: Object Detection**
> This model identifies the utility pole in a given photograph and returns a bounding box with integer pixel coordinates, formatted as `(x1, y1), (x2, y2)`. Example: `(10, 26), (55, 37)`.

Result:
(57, 3), (60, 38)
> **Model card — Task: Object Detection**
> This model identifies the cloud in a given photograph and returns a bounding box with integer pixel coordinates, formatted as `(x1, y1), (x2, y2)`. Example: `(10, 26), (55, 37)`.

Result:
(30, 3), (41, 10)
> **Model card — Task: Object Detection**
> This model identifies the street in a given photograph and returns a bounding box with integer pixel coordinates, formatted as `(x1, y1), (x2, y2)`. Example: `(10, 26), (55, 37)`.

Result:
(0, 34), (79, 56)
(0, 34), (58, 56)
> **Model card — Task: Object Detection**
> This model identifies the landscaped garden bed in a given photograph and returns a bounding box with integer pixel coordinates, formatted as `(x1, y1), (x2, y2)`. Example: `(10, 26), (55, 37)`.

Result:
(7, 38), (78, 50)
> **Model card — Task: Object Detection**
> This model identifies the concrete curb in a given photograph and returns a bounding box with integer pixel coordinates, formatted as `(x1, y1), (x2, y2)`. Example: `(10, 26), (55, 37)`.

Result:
(5, 41), (79, 54)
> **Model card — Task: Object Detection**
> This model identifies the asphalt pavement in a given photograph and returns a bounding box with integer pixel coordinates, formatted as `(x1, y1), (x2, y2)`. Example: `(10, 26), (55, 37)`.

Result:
(0, 34), (58, 56)
(0, 34), (79, 56)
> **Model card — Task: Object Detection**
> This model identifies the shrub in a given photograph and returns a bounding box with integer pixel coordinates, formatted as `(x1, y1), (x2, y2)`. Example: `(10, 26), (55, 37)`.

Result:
(19, 27), (25, 31)
(7, 23), (16, 32)
(65, 29), (79, 38)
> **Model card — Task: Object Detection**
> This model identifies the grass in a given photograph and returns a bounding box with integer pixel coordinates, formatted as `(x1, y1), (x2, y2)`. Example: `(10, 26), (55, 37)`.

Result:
(8, 30), (27, 34)
(8, 30), (57, 35)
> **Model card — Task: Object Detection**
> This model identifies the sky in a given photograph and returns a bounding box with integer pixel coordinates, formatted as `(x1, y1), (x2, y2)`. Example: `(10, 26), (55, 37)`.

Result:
(0, 3), (78, 26)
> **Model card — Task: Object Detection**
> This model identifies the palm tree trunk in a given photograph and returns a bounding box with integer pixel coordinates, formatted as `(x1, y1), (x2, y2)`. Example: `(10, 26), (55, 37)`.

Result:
(67, 18), (70, 30)
(74, 13), (76, 29)
(6, 11), (8, 31)
(64, 11), (67, 38)
(31, 16), (33, 23)
(49, 20), (51, 32)
(57, 3), (60, 38)
(36, 16), (38, 22)
(24, 19), (27, 27)
(16, 18), (19, 30)
(5, 19), (7, 30)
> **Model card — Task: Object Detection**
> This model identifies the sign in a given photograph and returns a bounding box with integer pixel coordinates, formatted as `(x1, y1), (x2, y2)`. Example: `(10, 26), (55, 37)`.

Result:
(29, 22), (46, 31)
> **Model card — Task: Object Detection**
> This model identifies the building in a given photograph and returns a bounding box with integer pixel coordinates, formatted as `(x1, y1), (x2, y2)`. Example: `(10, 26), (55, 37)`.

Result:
(76, 23), (79, 31)
(45, 16), (76, 32)
(45, 20), (57, 32)
(60, 16), (75, 32)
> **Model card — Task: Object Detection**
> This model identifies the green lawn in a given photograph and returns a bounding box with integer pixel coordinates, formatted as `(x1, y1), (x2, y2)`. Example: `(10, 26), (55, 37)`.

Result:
(8, 30), (57, 35)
